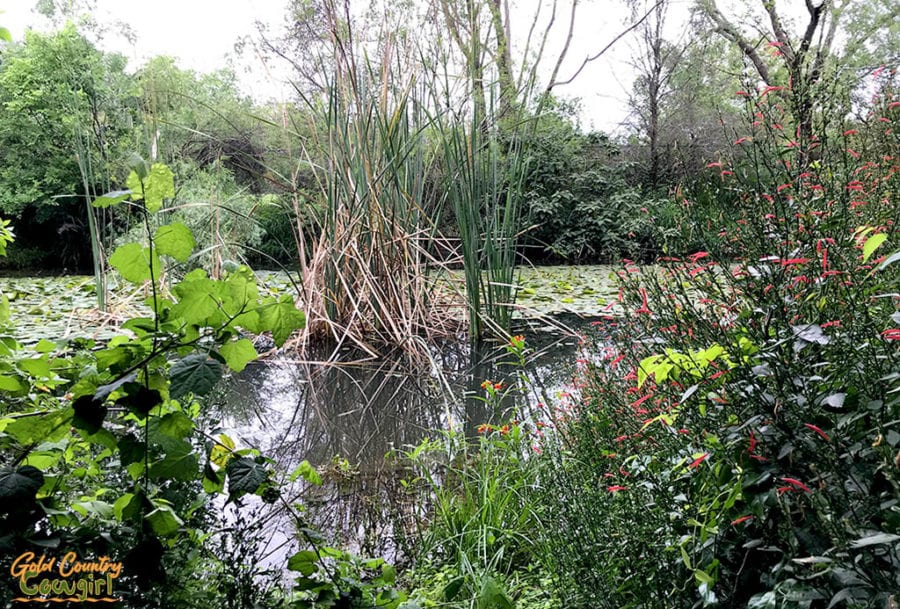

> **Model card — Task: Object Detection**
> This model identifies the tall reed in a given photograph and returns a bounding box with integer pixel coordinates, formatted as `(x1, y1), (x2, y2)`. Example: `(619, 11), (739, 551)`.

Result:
(295, 40), (457, 356)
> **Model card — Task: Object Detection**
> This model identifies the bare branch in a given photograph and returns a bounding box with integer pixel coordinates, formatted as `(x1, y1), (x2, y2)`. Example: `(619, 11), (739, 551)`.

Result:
(545, 0), (579, 93)
(549, 0), (666, 91)
(700, 0), (773, 85)
(762, 0), (795, 64)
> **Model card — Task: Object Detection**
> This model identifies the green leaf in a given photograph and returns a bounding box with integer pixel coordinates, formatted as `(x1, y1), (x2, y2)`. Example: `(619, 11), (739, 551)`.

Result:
(220, 339), (257, 373)
(154, 222), (195, 262)
(202, 462), (224, 494)
(145, 504), (183, 537)
(72, 395), (107, 435)
(116, 384), (163, 417)
(127, 164), (175, 213)
(158, 411), (194, 439)
(169, 354), (223, 398)
(259, 296), (306, 347)
(34, 339), (56, 353)
(126, 170), (144, 198)
(0, 465), (44, 503)
(118, 434), (145, 467)
(0, 374), (25, 393)
(0, 27), (12, 43)
(477, 576), (513, 609)
(109, 243), (161, 284)
(226, 457), (268, 499)
(4, 409), (73, 444)
(289, 460), (322, 485)
(92, 190), (131, 208)
(0, 293), (9, 326)
(149, 440), (199, 482)
(113, 493), (137, 521)
(287, 550), (319, 576)
(19, 357), (51, 378)
(444, 577), (464, 601)
(862, 233), (887, 263)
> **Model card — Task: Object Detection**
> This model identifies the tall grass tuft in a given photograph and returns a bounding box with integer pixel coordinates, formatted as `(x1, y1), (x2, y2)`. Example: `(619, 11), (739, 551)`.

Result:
(295, 36), (457, 356)
(432, 95), (527, 340)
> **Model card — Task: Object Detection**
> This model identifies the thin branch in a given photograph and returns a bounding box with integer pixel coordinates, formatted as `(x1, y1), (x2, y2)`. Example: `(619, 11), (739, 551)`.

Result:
(545, 0), (578, 94)
(701, 0), (772, 85)
(549, 0), (666, 90)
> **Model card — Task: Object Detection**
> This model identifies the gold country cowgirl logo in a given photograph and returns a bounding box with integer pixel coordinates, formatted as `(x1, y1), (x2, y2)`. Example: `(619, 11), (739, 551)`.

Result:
(10, 551), (122, 603)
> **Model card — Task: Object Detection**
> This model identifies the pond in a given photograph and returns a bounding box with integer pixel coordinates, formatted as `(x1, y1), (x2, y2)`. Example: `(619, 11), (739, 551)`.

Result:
(0, 266), (619, 566)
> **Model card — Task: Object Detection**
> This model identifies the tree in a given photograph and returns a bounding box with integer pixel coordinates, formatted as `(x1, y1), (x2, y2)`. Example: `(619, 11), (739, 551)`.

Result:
(697, 0), (897, 168)
(627, 0), (685, 190)
(137, 57), (265, 191)
(0, 25), (135, 268)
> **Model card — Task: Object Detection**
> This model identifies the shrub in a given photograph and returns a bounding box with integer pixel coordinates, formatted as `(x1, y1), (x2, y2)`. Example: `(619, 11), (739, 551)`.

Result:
(538, 85), (900, 607)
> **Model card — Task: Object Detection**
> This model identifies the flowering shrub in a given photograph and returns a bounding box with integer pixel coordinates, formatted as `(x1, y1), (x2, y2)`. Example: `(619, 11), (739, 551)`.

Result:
(539, 82), (900, 607)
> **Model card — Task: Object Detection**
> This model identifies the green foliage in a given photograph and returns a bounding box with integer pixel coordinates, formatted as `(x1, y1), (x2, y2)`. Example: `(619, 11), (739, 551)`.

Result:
(520, 105), (661, 262)
(402, 339), (559, 609)
(0, 163), (308, 604)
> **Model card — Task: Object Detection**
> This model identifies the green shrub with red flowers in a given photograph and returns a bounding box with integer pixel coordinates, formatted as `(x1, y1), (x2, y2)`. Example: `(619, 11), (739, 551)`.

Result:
(537, 80), (900, 607)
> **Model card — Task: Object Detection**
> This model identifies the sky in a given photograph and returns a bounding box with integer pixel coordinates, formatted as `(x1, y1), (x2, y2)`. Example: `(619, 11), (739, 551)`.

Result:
(0, 0), (697, 133)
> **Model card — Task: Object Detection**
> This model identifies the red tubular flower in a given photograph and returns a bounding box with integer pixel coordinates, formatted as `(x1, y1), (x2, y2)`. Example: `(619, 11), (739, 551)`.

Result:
(882, 329), (900, 341)
(634, 288), (652, 315)
(606, 485), (627, 493)
(780, 477), (812, 493)
(688, 453), (710, 469)
(804, 423), (831, 442)
(780, 258), (811, 266)
(731, 515), (754, 526)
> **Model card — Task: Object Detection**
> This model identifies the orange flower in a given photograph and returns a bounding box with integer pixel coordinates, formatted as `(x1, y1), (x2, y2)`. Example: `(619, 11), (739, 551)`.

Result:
(477, 423), (492, 434)
(481, 380), (493, 390)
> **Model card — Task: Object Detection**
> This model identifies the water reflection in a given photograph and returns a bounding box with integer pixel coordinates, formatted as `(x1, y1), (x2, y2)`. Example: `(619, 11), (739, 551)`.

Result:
(213, 314), (595, 563)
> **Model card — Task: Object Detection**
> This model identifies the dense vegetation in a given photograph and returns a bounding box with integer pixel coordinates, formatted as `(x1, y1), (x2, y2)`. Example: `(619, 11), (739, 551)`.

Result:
(0, 0), (898, 607)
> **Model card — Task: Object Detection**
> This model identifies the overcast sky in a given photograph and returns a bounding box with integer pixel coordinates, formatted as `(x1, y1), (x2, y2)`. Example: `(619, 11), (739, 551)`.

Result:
(1, 0), (698, 133)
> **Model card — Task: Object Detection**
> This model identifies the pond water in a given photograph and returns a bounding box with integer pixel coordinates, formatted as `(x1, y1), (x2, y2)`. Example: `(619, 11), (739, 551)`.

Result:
(0, 266), (619, 566)
(211, 312), (603, 568)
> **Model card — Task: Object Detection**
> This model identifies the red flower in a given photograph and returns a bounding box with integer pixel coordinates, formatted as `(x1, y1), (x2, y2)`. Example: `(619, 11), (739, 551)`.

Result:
(634, 288), (652, 315)
(688, 453), (710, 469)
(780, 258), (810, 266)
(731, 515), (754, 526)
(606, 485), (627, 493)
(780, 477), (812, 493)
(804, 423), (831, 442)
(477, 424), (492, 434)
(882, 329), (900, 341)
